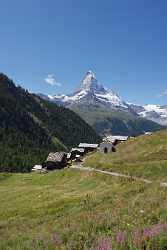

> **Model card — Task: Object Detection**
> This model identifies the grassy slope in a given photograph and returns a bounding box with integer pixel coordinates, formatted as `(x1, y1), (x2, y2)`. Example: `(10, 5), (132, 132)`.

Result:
(84, 129), (167, 182)
(0, 170), (167, 249)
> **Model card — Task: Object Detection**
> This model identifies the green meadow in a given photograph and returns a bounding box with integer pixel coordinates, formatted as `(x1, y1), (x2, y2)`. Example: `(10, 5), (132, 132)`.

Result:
(0, 168), (167, 249)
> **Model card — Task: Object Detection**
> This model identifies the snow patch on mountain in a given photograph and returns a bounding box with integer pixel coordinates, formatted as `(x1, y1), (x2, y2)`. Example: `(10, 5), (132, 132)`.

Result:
(128, 103), (167, 126)
(141, 105), (167, 116)
(53, 90), (88, 102)
(96, 90), (127, 107)
(137, 105), (167, 119)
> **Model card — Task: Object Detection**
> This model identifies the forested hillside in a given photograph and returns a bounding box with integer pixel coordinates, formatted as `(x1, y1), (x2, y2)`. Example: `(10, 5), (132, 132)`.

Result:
(0, 74), (101, 172)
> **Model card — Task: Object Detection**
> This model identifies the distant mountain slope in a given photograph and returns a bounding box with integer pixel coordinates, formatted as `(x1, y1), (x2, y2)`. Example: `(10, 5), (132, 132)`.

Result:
(0, 73), (100, 172)
(71, 104), (163, 136)
(41, 71), (164, 136)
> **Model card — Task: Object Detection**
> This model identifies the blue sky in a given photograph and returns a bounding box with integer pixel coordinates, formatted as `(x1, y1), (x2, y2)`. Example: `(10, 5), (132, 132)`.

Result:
(1, 0), (167, 105)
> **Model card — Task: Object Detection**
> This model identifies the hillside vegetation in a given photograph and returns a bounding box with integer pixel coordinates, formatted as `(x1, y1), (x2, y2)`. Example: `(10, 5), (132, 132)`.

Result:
(85, 129), (167, 181)
(0, 170), (167, 249)
(0, 74), (100, 172)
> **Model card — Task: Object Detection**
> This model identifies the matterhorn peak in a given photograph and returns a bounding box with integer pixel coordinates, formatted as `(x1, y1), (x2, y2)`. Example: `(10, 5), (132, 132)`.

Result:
(86, 70), (96, 78)
(45, 70), (128, 109)
(78, 70), (105, 93)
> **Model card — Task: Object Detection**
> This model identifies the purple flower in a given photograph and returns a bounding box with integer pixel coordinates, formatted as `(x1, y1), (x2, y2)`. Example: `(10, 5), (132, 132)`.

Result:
(116, 231), (126, 245)
(94, 237), (112, 250)
(143, 227), (152, 240)
(132, 223), (167, 248)
(143, 223), (167, 240)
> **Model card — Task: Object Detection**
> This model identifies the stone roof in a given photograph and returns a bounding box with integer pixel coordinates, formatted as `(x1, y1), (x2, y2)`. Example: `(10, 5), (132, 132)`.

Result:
(100, 141), (113, 146)
(78, 143), (98, 148)
(46, 152), (67, 163)
(103, 135), (129, 143)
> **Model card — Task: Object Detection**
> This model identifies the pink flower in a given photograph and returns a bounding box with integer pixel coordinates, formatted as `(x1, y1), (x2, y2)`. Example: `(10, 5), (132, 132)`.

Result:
(143, 223), (167, 240)
(116, 231), (126, 245)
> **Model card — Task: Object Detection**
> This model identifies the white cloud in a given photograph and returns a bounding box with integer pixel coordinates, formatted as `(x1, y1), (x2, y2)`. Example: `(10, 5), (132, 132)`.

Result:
(45, 74), (62, 86)
(157, 89), (167, 98)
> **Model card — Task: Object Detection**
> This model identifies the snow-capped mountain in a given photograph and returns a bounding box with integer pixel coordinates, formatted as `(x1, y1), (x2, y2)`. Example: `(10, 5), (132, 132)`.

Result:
(46, 70), (129, 110)
(129, 103), (167, 126)
(42, 70), (167, 126)
(39, 71), (165, 136)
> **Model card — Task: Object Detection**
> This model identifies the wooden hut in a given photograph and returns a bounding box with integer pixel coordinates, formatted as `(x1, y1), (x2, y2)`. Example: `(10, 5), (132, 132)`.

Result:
(42, 152), (67, 170)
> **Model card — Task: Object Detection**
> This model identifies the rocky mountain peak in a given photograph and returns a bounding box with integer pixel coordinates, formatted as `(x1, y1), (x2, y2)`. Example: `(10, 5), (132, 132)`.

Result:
(77, 70), (105, 93)
(44, 70), (128, 109)
(39, 70), (167, 127)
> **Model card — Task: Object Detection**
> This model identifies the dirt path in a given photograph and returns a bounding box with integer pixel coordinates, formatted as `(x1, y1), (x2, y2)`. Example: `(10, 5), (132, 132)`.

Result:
(70, 164), (167, 187)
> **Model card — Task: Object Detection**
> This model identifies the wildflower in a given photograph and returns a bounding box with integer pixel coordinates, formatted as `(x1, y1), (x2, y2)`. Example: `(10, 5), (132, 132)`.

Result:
(132, 223), (167, 248)
(116, 231), (126, 245)
(151, 223), (167, 236)
(143, 227), (152, 241)
(143, 223), (167, 240)
(93, 237), (112, 250)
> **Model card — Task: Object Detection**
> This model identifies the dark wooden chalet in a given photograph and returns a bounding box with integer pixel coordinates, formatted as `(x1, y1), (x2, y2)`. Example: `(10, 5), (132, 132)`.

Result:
(42, 152), (67, 170)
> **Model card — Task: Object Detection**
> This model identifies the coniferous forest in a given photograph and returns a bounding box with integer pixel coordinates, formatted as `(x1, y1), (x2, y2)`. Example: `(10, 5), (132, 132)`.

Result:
(0, 74), (101, 172)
